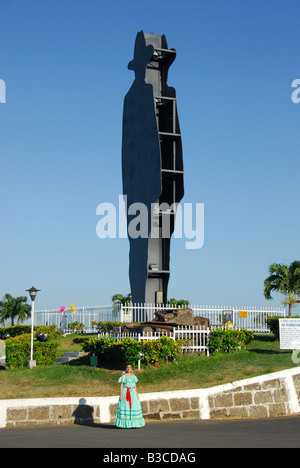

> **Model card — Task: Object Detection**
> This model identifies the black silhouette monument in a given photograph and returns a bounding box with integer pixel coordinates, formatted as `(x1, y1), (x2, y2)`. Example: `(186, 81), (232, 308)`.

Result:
(122, 31), (184, 308)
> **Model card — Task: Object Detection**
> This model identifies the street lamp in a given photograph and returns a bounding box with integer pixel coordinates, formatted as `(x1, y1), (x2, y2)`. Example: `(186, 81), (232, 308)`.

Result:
(26, 286), (41, 369)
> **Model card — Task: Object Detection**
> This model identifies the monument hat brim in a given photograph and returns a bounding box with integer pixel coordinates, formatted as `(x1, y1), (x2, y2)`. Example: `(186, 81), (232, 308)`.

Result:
(128, 31), (154, 72)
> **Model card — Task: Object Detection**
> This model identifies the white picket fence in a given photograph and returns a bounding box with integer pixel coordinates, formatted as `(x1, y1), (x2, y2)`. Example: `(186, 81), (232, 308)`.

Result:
(174, 326), (210, 354)
(99, 326), (211, 356)
(31, 302), (286, 334)
(120, 303), (285, 333)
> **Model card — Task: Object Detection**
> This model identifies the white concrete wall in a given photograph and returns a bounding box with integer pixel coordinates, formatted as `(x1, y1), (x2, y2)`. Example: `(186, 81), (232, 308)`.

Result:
(1, 366), (300, 428)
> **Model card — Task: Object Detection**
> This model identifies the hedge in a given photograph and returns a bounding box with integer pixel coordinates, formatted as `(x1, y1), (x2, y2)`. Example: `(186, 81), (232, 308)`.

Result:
(1, 325), (59, 368)
(82, 336), (182, 369)
(207, 328), (254, 354)
(5, 341), (58, 368)
(0, 325), (59, 340)
(0, 325), (31, 339)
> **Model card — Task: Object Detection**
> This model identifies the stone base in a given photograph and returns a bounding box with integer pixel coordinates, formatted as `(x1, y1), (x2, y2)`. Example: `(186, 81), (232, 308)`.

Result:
(26, 360), (36, 369)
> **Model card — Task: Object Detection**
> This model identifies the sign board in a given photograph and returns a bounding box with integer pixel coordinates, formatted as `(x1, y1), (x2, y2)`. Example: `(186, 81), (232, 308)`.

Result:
(113, 326), (122, 334)
(90, 355), (98, 368)
(239, 311), (248, 318)
(0, 340), (6, 364)
(279, 319), (300, 350)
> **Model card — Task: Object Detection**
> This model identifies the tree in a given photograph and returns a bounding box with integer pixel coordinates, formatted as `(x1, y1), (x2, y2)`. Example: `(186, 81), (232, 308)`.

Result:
(264, 261), (300, 317)
(168, 298), (190, 308)
(0, 293), (32, 326)
(112, 293), (132, 318)
(112, 293), (132, 306)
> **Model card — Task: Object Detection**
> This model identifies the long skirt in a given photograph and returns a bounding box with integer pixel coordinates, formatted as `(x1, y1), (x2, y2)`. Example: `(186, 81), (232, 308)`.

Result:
(115, 386), (145, 429)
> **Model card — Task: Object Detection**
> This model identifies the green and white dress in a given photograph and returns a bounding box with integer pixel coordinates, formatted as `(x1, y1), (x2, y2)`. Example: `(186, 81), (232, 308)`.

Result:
(115, 375), (145, 429)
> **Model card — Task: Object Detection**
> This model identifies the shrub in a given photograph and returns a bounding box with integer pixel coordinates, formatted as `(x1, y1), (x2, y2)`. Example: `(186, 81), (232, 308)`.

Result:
(116, 337), (143, 367)
(207, 328), (254, 354)
(0, 325), (31, 339)
(82, 336), (141, 368)
(90, 321), (124, 334)
(142, 337), (182, 366)
(3, 327), (59, 367)
(82, 336), (182, 369)
(82, 336), (116, 362)
(35, 325), (60, 340)
(5, 333), (32, 344)
(0, 324), (59, 340)
(67, 322), (85, 334)
(5, 341), (58, 368)
(237, 329), (254, 346)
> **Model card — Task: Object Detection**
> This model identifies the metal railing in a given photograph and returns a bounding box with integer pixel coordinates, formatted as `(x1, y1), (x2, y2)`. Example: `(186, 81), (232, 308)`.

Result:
(31, 303), (285, 333)
(120, 303), (286, 333)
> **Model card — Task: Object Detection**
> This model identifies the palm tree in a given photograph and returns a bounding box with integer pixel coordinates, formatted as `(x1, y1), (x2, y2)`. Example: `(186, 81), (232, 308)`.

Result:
(112, 293), (132, 306)
(0, 294), (32, 326)
(264, 261), (300, 317)
(112, 293), (132, 319)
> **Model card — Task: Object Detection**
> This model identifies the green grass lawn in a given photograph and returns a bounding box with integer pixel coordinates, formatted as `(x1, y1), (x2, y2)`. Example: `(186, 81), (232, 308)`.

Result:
(0, 334), (298, 400)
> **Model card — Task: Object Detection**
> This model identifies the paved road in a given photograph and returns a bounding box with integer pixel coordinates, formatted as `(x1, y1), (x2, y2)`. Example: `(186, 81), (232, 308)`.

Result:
(0, 416), (300, 449)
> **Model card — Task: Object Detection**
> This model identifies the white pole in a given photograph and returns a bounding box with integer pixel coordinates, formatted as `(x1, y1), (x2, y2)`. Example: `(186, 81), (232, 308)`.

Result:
(26, 286), (40, 369)
(30, 299), (35, 362)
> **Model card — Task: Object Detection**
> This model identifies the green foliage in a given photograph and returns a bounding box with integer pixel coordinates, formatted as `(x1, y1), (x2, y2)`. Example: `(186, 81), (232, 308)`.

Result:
(207, 328), (254, 354)
(116, 337), (143, 367)
(82, 336), (182, 369)
(90, 321), (123, 334)
(264, 261), (300, 316)
(0, 294), (32, 325)
(142, 336), (182, 366)
(1, 325), (59, 368)
(35, 325), (60, 340)
(67, 322), (85, 334)
(0, 325), (31, 338)
(83, 336), (114, 360)
(168, 298), (189, 308)
(112, 294), (132, 305)
(0, 325), (59, 340)
(5, 333), (32, 344)
(267, 316), (281, 340)
(82, 336), (139, 368)
(5, 341), (58, 368)
(237, 329), (255, 346)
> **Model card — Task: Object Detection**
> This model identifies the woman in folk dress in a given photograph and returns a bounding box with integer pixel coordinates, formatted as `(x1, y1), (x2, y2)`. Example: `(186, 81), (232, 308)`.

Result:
(115, 364), (145, 429)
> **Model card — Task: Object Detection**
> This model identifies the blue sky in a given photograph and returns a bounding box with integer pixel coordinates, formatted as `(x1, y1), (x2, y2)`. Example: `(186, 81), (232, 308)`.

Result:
(0, 0), (299, 311)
